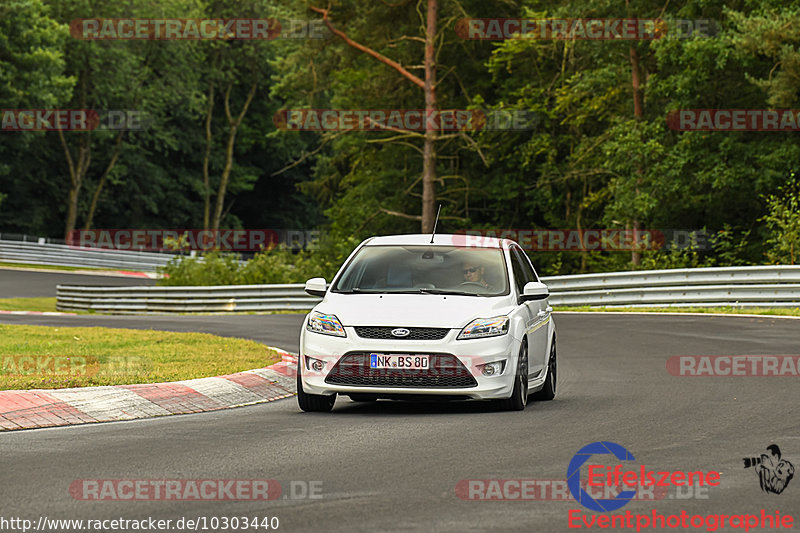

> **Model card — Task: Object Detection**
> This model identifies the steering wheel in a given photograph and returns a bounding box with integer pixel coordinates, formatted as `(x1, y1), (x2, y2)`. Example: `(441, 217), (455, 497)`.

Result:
(458, 281), (487, 289)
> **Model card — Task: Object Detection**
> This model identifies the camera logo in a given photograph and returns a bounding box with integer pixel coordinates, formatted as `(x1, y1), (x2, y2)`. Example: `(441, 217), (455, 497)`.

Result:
(743, 444), (795, 494)
(567, 441), (637, 512)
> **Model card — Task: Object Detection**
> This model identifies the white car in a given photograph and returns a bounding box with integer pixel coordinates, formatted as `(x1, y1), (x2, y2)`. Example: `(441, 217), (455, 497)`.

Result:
(297, 234), (556, 412)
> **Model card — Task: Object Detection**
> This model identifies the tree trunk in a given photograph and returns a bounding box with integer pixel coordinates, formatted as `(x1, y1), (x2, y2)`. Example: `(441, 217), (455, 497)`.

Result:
(310, 4), (436, 231)
(62, 72), (90, 239)
(629, 43), (644, 266)
(84, 132), (124, 230)
(213, 124), (238, 231)
(212, 81), (257, 231)
(578, 179), (588, 273)
(203, 80), (215, 230)
(421, 0), (438, 233)
(61, 131), (91, 239)
(66, 187), (80, 238)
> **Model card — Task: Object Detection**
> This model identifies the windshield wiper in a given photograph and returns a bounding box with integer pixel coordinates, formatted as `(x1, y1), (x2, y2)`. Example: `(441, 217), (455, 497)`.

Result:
(417, 288), (478, 296)
(334, 288), (373, 294)
(336, 288), (484, 296)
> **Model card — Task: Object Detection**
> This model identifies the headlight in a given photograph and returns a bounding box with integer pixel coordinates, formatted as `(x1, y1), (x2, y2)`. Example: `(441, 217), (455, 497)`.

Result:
(306, 312), (347, 337)
(457, 316), (509, 340)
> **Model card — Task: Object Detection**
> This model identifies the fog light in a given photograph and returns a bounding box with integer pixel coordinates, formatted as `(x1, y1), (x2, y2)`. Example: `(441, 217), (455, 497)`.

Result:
(305, 356), (326, 372)
(480, 361), (504, 376)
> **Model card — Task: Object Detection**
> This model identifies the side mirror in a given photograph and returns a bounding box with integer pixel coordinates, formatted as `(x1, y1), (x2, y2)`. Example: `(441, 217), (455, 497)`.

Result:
(304, 277), (327, 297)
(520, 281), (549, 302)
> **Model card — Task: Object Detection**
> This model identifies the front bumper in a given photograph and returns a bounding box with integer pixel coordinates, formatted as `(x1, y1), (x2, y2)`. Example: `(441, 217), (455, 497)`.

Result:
(300, 326), (518, 400)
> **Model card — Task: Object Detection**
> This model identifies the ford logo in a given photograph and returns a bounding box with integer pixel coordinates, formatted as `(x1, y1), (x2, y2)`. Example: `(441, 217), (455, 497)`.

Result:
(391, 328), (410, 337)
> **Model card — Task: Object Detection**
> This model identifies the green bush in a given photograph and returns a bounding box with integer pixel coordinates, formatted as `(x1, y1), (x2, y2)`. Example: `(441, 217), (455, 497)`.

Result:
(157, 231), (361, 286)
(638, 225), (750, 270)
(158, 251), (243, 286)
(762, 174), (800, 265)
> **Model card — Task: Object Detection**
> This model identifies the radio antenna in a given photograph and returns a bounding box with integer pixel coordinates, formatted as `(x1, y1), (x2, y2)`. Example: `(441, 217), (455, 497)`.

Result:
(430, 204), (442, 243)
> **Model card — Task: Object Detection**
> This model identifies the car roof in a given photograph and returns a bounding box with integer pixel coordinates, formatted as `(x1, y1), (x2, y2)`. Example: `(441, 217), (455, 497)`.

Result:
(363, 234), (509, 249)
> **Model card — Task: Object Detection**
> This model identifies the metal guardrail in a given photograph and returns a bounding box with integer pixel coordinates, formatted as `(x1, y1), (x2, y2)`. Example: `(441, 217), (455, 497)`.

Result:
(55, 265), (800, 313)
(542, 265), (800, 291)
(542, 265), (800, 307)
(56, 284), (317, 313)
(0, 239), (179, 271)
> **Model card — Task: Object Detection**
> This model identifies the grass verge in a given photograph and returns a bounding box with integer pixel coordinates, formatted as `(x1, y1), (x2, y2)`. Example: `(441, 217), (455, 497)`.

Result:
(0, 324), (280, 390)
(0, 297), (59, 313)
(0, 262), (106, 272)
(0, 297), (307, 315)
(554, 306), (800, 317)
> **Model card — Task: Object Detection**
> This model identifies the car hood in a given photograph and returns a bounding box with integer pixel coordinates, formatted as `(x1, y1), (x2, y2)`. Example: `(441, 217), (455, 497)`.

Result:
(315, 293), (515, 328)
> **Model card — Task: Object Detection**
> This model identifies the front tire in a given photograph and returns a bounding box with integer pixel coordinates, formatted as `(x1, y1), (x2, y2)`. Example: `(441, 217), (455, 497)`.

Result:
(495, 341), (528, 411)
(532, 336), (556, 401)
(297, 369), (336, 412)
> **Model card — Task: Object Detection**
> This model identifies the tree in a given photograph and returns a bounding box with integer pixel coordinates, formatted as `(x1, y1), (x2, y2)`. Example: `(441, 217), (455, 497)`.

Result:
(762, 173), (800, 264)
(0, 0), (73, 233)
(199, 0), (275, 231)
(45, 0), (205, 238)
(306, 2), (442, 231)
(0, 0), (72, 108)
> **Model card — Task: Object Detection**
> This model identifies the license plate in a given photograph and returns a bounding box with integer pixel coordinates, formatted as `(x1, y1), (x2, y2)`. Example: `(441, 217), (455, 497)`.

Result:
(370, 354), (430, 369)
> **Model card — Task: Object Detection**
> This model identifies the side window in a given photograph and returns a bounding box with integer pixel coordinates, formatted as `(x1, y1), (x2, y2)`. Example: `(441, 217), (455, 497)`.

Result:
(509, 248), (527, 294)
(516, 248), (539, 283)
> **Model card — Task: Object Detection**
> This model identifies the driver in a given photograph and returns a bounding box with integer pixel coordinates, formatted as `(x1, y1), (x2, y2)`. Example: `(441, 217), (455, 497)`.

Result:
(462, 260), (492, 290)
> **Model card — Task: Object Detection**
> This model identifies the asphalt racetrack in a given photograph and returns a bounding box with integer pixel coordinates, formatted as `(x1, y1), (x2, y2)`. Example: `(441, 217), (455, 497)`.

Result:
(1, 311), (798, 532)
(0, 268), (154, 297)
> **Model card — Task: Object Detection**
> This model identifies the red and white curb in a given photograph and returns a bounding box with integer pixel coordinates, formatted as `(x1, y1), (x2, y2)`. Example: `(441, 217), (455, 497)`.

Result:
(0, 349), (297, 431)
(0, 265), (160, 279)
(111, 270), (160, 279)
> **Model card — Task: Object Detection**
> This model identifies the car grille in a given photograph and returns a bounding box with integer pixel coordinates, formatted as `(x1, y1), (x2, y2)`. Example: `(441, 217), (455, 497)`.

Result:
(354, 326), (449, 340)
(325, 353), (477, 388)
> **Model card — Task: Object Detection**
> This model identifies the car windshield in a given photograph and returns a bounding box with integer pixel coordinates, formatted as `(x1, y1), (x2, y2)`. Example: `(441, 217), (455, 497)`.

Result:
(331, 245), (509, 296)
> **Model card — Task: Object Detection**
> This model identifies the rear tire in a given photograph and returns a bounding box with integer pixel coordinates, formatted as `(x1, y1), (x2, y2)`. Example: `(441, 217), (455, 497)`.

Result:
(297, 369), (336, 412)
(495, 341), (528, 411)
(532, 336), (556, 401)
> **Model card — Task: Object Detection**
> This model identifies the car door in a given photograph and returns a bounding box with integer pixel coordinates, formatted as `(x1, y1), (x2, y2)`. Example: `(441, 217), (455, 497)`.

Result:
(511, 246), (550, 376)
(508, 246), (536, 379)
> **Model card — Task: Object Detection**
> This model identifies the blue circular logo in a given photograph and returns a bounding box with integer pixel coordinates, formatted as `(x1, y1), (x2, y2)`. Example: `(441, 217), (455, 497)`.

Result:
(567, 441), (637, 512)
